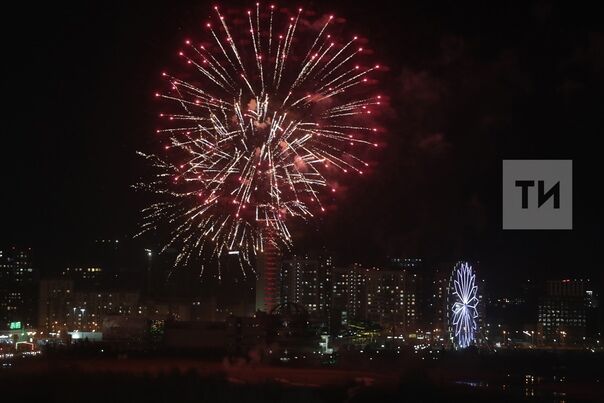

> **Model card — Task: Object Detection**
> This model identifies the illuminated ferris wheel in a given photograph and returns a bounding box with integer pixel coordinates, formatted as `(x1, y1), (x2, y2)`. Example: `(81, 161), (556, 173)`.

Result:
(447, 262), (480, 349)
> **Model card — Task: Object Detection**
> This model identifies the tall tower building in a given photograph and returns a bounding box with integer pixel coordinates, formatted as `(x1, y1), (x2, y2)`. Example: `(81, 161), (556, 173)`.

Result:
(255, 227), (281, 312)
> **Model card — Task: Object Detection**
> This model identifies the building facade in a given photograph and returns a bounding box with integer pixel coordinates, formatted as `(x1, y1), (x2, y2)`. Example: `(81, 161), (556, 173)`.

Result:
(538, 279), (590, 344)
(0, 248), (37, 329)
(280, 255), (331, 315)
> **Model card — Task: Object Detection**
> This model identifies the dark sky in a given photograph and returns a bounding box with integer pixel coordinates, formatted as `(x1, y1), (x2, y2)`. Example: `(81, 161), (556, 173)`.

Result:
(1, 1), (602, 289)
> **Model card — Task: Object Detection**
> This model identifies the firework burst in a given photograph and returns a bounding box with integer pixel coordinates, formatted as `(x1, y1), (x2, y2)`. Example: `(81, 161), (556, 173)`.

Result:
(136, 3), (385, 276)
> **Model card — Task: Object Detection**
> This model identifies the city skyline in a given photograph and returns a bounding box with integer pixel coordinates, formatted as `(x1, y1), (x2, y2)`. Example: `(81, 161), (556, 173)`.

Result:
(3, 246), (599, 349)
(1, 2), (602, 401)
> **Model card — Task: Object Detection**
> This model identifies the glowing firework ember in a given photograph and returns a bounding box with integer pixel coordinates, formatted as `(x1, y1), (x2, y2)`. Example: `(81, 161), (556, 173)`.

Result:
(136, 4), (384, 275)
(449, 262), (479, 349)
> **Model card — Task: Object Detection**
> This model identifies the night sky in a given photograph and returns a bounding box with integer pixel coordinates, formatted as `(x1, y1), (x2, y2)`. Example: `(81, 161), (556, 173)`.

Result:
(2, 1), (601, 290)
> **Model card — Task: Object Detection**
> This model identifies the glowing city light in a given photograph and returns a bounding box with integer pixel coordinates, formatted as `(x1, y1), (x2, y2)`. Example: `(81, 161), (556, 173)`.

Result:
(449, 262), (479, 349)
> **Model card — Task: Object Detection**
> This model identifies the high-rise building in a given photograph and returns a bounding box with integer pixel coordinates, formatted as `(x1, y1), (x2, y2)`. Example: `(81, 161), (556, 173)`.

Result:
(255, 228), (281, 312)
(429, 266), (450, 335)
(0, 247), (37, 329)
(402, 270), (423, 332)
(38, 279), (74, 333)
(365, 268), (405, 332)
(280, 254), (332, 316)
(328, 261), (432, 336)
(538, 279), (590, 344)
(389, 258), (427, 332)
(331, 264), (367, 326)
